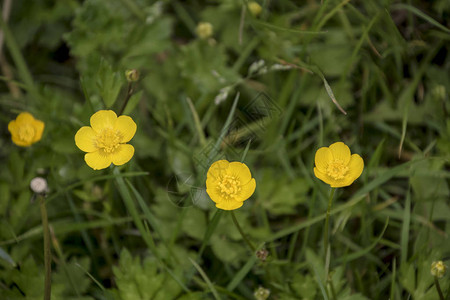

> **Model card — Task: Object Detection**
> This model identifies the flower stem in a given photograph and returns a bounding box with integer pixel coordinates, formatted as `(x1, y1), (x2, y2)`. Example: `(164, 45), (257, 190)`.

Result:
(323, 188), (336, 259)
(434, 277), (445, 300)
(231, 210), (256, 252)
(39, 195), (52, 300)
(118, 82), (134, 115)
(328, 274), (338, 300)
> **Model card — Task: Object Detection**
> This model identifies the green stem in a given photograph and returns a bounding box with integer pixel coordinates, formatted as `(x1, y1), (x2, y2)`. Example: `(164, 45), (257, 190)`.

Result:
(39, 196), (51, 300)
(434, 277), (445, 300)
(328, 274), (338, 300)
(231, 211), (255, 252)
(118, 82), (134, 115)
(323, 188), (336, 259)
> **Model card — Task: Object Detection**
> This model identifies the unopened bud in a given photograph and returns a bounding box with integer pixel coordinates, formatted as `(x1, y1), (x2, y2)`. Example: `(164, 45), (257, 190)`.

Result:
(254, 286), (270, 300)
(431, 261), (447, 278)
(248, 2), (262, 17)
(125, 69), (139, 82)
(196, 22), (213, 39)
(256, 248), (269, 262)
(30, 177), (48, 194)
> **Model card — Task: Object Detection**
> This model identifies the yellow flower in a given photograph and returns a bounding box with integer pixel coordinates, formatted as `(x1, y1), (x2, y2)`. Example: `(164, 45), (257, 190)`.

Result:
(206, 160), (256, 210)
(314, 142), (364, 188)
(75, 110), (137, 170)
(8, 112), (45, 147)
(196, 22), (213, 39)
(248, 1), (262, 17)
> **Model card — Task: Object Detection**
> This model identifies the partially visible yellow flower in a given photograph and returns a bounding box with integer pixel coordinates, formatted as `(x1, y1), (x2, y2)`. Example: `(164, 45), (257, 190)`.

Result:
(75, 110), (137, 170)
(314, 142), (364, 188)
(431, 261), (447, 278)
(248, 1), (262, 17)
(8, 112), (45, 147)
(196, 22), (213, 39)
(206, 160), (256, 210)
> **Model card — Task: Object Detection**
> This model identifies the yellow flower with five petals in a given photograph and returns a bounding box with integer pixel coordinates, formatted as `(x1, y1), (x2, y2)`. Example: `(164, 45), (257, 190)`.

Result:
(314, 142), (364, 188)
(8, 112), (45, 147)
(206, 160), (256, 210)
(75, 110), (137, 170)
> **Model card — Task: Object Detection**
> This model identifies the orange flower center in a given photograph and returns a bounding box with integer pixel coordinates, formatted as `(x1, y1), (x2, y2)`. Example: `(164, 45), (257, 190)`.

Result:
(217, 175), (241, 200)
(326, 160), (349, 180)
(18, 124), (35, 143)
(96, 128), (122, 153)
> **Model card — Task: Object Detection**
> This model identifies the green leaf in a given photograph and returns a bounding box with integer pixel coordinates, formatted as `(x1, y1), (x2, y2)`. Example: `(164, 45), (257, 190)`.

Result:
(113, 249), (182, 300)
(96, 59), (124, 108)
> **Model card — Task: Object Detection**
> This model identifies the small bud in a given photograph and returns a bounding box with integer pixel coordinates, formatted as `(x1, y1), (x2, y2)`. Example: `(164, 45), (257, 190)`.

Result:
(196, 22), (213, 39)
(125, 69), (139, 82)
(432, 85), (446, 100)
(254, 286), (270, 300)
(256, 248), (269, 262)
(30, 177), (48, 195)
(248, 2), (262, 17)
(431, 261), (447, 278)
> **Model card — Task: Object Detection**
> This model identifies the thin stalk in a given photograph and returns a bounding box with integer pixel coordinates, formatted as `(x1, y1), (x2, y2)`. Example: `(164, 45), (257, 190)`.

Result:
(39, 196), (52, 300)
(118, 82), (134, 115)
(323, 188), (336, 259)
(328, 274), (338, 300)
(434, 277), (444, 300)
(231, 211), (255, 252)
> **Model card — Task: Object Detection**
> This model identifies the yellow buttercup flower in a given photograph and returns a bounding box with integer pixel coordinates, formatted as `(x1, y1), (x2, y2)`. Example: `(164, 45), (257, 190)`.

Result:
(206, 160), (256, 210)
(8, 112), (45, 147)
(75, 110), (137, 170)
(314, 142), (364, 188)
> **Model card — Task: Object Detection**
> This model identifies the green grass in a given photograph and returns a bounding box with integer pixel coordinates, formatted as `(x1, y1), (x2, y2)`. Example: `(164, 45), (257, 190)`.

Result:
(0, 0), (449, 299)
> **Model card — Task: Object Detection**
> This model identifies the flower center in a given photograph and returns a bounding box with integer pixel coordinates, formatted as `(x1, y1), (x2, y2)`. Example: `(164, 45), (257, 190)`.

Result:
(217, 175), (241, 200)
(326, 159), (349, 180)
(18, 124), (35, 143)
(96, 128), (122, 153)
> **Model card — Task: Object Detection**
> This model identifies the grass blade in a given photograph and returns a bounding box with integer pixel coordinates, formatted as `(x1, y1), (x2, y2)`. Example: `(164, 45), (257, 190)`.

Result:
(400, 188), (411, 266)
(189, 257), (222, 300)
(392, 3), (450, 34)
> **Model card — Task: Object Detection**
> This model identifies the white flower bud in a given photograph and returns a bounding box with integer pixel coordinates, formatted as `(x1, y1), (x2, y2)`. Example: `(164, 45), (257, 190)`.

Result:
(30, 177), (48, 194)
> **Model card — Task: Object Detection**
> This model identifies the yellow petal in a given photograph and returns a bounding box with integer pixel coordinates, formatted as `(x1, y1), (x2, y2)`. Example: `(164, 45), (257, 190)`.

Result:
(84, 150), (112, 170)
(32, 119), (45, 143)
(345, 154), (364, 183)
(314, 147), (332, 172)
(8, 120), (32, 147)
(12, 135), (31, 147)
(90, 110), (117, 132)
(315, 167), (356, 188)
(329, 142), (351, 164)
(206, 186), (221, 204)
(115, 115), (137, 143)
(111, 144), (135, 166)
(331, 180), (352, 188)
(75, 126), (98, 152)
(207, 160), (230, 182)
(227, 162), (252, 184)
(8, 120), (18, 135)
(16, 112), (36, 125)
(216, 200), (243, 210)
(314, 167), (333, 186)
(239, 178), (256, 201)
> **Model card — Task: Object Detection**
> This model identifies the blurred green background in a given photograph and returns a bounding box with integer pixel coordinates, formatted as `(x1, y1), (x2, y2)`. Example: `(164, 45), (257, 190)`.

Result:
(0, 0), (449, 299)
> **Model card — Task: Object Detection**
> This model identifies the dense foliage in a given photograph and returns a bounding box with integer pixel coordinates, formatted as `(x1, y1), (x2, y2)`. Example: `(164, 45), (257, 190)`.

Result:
(0, 0), (449, 299)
